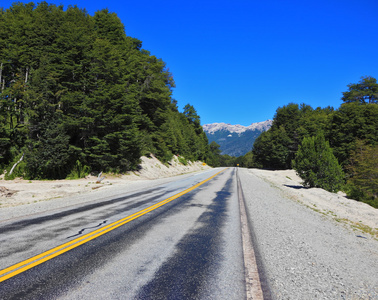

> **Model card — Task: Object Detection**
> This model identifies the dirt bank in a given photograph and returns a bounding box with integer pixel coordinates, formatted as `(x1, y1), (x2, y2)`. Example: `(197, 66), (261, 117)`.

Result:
(0, 155), (210, 208)
(247, 169), (378, 239)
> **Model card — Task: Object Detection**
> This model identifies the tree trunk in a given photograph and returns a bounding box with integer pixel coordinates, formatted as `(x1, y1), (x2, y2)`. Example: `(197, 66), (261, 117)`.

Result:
(9, 153), (24, 175)
(25, 67), (29, 84)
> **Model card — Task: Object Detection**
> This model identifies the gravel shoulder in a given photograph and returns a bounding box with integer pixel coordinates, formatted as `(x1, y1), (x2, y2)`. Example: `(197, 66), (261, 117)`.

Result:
(248, 168), (378, 239)
(240, 168), (378, 299)
(0, 155), (210, 221)
(1, 161), (377, 299)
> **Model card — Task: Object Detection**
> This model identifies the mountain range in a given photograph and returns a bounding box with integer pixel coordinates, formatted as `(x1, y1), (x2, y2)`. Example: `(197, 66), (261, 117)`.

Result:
(203, 120), (272, 157)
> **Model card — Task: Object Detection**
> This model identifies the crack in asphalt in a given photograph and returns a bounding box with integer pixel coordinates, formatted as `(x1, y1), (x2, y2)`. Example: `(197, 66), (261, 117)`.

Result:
(66, 220), (108, 239)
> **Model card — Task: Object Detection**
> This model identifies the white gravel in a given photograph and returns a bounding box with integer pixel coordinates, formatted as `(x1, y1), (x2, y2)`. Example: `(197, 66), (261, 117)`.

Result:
(239, 168), (378, 300)
(0, 155), (211, 221)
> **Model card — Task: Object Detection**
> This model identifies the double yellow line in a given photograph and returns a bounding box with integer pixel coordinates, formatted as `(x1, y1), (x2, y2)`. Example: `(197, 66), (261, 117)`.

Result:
(0, 168), (226, 283)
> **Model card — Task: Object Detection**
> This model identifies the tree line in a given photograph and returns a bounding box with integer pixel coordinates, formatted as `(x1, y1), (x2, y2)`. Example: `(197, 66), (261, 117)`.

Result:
(241, 76), (377, 207)
(0, 2), (215, 179)
(1, 3), (376, 207)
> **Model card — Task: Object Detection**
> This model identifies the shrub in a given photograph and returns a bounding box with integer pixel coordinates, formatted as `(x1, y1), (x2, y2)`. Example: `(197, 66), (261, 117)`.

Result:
(178, 156), (188, 166)
(66, 160), (91, 179)
(293, 133), (344, 192)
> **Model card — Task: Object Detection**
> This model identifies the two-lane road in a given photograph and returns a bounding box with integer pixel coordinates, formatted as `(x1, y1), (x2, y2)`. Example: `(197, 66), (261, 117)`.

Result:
(0, 168), (257, 299)
(2, 167), (377, 299)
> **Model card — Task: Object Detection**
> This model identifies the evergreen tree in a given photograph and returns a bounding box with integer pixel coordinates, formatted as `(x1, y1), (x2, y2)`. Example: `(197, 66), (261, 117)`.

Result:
(293, 133), (344, 192)
(329, 102), (378, 166)
(0, 117), (10, 169)
(207, 141), (221, 166)
(183, 104), (200, 127)
(0, 2), (213, 178)
(240, 151), (254, 168)
(252, 125), (291, 169)
(342, 76), (378, 104)
(346, 140), (378, 208)
(252, 103), (332, 169)
(25, 113), (72, 179)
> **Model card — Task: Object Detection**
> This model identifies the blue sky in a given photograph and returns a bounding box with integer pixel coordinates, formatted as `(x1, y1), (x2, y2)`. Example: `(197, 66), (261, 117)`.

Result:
(2, 0), (378, 126)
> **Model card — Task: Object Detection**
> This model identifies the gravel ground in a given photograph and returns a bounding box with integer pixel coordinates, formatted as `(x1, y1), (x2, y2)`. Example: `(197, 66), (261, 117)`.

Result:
(0, 155), (211, 221)
(2, 162), (377, 299)
(239, 168), (378, 300)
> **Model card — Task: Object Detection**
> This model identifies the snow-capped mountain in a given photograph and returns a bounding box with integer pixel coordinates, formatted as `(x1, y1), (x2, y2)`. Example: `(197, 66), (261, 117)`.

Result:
(203, 120), (272, 134)
(203, 120), (272, 157)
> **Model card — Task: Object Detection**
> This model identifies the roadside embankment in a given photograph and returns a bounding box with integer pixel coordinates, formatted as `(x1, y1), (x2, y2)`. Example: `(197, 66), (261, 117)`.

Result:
(247, 168), (378, 239)
(0, 155), (210, 209)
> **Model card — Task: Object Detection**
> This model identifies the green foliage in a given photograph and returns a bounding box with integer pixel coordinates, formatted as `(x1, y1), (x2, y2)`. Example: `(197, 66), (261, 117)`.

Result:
(252, 103), (334, 169)
(0, 2), (212, 178)
(206, 141), (221, 166)
(329, 102), (378, 166)
(183, 104), (200, 127)
(205, 126), (263, 157)
(206, 151), (254, 168)
(342, 76), (378, 104)
(66, 160), (90, 179)
(293, 133), (344, 192)
(178, 156), (188, 166)
(218, 154), (237, 167)
(345, 140), (378, 208)
(25, 115), (72, 179)
(4, 154), (26, 180)
(250, 77), (377, 207)
(0, 126), (10, 169)
(239, 151), (254, 168)
(253, 125), (292, 169)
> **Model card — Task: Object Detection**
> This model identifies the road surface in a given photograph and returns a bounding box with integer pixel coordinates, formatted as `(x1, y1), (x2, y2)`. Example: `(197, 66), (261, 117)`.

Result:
(0, 167), (377, 299)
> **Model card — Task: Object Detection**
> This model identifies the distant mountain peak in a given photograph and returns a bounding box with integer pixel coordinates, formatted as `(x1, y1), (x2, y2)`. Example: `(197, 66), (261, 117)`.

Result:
(202, 120), (272, 157)
(203, 120), (272, 135)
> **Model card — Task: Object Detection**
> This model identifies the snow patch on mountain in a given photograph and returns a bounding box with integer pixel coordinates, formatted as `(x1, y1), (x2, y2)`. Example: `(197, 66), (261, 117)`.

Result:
(202, 120), (273, 156)
(203, 120), (272, 134)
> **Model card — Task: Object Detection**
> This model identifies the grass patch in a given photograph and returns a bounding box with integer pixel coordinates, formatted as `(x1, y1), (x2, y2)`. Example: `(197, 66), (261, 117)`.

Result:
(178, 156), (188, 166)
(332, 217), (377, 240)
(310, 207), (322, 214)
(325, 210), (337, 217)
(350, 222), (377, 238)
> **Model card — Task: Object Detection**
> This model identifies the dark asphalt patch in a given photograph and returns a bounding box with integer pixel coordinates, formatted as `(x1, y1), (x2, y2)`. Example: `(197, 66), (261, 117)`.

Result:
(0, 187), (163, 235)
(137, 176), (233, 300)
(0, 177), (213, 299)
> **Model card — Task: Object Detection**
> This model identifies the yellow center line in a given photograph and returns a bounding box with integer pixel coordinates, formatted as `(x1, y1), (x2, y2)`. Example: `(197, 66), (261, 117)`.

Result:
(0, 168), (227, 283)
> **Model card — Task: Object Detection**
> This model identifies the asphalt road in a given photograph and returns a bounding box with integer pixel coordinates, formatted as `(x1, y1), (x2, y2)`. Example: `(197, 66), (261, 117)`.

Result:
(0, 168), (250, 299)
(2, 167), (377, 299)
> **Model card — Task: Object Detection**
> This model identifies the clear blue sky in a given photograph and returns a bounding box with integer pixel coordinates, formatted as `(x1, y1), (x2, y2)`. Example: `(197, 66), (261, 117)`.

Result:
(2, 0), (378, 126)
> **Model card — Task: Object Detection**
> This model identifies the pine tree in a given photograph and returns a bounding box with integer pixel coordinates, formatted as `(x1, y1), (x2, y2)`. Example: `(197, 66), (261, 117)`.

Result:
(329, 102), (378, 166)
(342, 76), (378, 104)
(346, 140), (378, 207)
(0, 3), (212, 178)
(293, 133), (344, 192)
(252, 125), (291, 169)
(25, 113), (72, 179)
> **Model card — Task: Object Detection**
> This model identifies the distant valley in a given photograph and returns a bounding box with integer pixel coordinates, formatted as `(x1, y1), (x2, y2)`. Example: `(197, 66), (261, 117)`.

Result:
(203, 120), (272, 157)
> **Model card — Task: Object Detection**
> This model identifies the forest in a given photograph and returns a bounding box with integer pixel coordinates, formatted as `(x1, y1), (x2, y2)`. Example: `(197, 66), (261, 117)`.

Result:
(0, 3), (376, 208)
(236, 76), (377, 207)
(0, 2), (218, 180)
